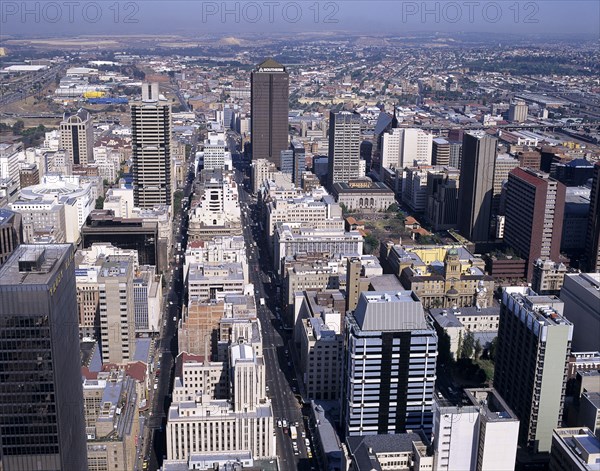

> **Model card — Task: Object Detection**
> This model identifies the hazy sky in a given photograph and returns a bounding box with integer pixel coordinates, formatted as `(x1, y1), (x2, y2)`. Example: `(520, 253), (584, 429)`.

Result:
(1, 0), (598, 38)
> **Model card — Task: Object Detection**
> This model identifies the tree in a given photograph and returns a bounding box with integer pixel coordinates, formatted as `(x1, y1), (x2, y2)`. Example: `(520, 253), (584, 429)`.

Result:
(12, 120), (24, 134)
(474, 339), (483, 360)
(460, 330), (475, 359)
(386, 203), (399, 213)
(95, 196), (105, 209)
(339, 203), (350, 216)
(487, 337), (498, 361)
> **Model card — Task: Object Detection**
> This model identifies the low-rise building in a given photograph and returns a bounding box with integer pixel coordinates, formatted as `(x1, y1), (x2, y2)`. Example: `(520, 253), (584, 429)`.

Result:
(332, 180), (396, 212)
(382, 244), (494, 309)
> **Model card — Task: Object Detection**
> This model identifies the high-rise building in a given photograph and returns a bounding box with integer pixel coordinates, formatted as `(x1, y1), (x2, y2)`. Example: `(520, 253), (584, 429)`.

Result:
(291, 139), (306, 185)
(584, 162), (600, 272)
(250, 59), (289, 166)
(98, 257), (136, 363)
(504, 168), (566, 281)
(0, 208), (21, 266)
(380, 128), (433, 175)
(494, 287), (573, 454)
(342, 291), (438, 438)
(279, 149), (294, 177)
(0, 244), (88, 471)
(131, 82), (172, 209)
(492, 154), (519, 214)
(508, 100), (528, 123)
(448, 140), (463, 169)
(432, 388), (519, 471)
(432, 138), (450, 166)
(60, 108), (94, 166)
(327, 110), (362, 188)
(560, 273), (600, 352)
(457, 132), (497, 243)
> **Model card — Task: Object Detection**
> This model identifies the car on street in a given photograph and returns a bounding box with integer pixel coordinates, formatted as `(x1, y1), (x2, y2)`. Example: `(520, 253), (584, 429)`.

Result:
(173, 316), (177, 321)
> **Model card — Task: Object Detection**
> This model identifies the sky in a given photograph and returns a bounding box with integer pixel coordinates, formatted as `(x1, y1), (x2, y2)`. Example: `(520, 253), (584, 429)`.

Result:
(1, 0), (599, 39)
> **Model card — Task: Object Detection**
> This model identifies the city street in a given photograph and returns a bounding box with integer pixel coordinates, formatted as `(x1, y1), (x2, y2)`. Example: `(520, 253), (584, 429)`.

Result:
(142, 146), (196, 471)
(236, 168), (315, 471)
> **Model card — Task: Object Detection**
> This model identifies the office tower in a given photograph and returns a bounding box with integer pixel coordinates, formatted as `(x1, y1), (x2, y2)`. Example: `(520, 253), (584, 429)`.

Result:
(553, 158), (595, 187)
(508, 100), (528, 122)
(504, 168), (566, 281)
(0, 142), (21, 202)
(432, 138), (450, 166)
(0, 245), (88, 471)
(201, 131), (231, 171)
(492, 154), (519, 214)
(426, 167), (460, 231)
(448, 140), (462, 169)
(342, 291), (438, 438)
(279, 149), (294, 177)
(560, 273), (600, 352)
(250, 59), (289, 165)
(327, 110), (362, 188)
(584, 162), (600, 272)
(494, 287), (573, 454)
(549, 427), (600, 471)
(291, 139), (306, 184)
(380, 128), (433, 174)
(346, 257), (362, 312)
(98, 257), (136, 363)
(131, 82), (172, 209)
(457, 132), (497, 243)
(0, 208), (21, 266)
(60, 108), (94, 166)
(432, 388), (519, 471)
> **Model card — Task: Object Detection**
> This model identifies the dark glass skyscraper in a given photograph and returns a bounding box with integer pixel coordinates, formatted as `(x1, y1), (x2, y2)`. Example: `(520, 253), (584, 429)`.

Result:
(0, 244), (88, 471)
(251, 59), (289, 166)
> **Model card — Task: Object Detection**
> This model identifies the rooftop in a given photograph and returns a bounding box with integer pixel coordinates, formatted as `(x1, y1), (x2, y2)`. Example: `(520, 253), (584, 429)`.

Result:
(352, 291), (429, 332)
(0, 244), (72, 286)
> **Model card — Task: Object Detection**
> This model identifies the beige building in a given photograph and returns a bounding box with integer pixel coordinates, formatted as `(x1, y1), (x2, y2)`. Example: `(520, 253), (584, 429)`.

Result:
(60, 108), (94, 166)
(383, 244), (494, 309)
(98, 258), (136, 363)
(251, 158), (277, 194)
(83, 370), (140, 471)
(166, 320), (275, 463)
(531, 258), (568, 295)
(333, 180), (396, 212)
(296, 292), (344, 401)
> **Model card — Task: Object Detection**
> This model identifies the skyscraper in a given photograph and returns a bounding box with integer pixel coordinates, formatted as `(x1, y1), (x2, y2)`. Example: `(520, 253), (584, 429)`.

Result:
(132, 82), (172, 209)
(342, 291), (437, 438)
(432, 137), (450, 166)
(327, 110), (362, 188)
(494, 287), (572, 454)
(584, 161), (600, 272)
(508, 100), (528, 123)
(380, 127), (433, 174)
(0, 244), (88, 471)
(504, 168), (566, 281)
(250, 59), (289, 166)
(457, 132), (497, 243)
(98, 256), (136, 363)
(60, 108), (94, 166)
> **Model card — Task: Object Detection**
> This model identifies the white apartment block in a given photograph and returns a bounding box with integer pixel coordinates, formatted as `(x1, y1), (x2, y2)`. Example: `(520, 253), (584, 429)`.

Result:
(184, 236), (248, 284)
(200, 132), (232, 171)
(432, 388), (519, 471)
(380, 128), (433, 177)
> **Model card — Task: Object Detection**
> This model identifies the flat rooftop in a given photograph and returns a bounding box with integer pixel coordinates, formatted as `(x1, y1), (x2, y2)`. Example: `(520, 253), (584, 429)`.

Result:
(0, 244), (71, 286)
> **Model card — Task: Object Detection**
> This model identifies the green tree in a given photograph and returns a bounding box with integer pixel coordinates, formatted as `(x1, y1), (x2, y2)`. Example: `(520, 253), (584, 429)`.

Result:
(460, 330), (475, 359)
(12, 120), (25, 134)
(386, 203), (399, 213)
(474, 339), (482, 360)
(95, 196), (105, 209)
(487, 337), (498, 361)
